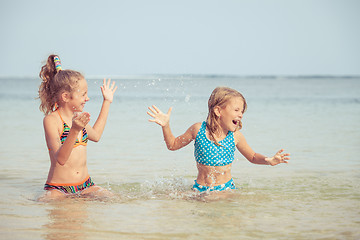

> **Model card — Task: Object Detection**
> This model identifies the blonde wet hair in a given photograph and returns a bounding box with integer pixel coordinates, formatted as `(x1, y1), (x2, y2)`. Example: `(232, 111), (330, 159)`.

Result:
(38, 55), (84, 115)
(206, 87), (247, 145)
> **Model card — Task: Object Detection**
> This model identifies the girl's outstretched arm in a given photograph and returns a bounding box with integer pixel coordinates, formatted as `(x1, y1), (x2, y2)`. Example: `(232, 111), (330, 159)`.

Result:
(263, 149), (290, 166)
(147, 105), (199, 150)
(234, 131), (290, 166)
(86, 78), (117, 142)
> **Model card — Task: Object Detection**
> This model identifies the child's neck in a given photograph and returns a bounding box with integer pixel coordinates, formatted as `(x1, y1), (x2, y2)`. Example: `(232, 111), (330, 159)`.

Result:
(213, 127), (228, 141)
(57, 106), (75, 120)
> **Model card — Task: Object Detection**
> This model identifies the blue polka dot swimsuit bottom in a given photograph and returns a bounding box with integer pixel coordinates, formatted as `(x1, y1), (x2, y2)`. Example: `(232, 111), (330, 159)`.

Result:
(192, 178), (236, 193)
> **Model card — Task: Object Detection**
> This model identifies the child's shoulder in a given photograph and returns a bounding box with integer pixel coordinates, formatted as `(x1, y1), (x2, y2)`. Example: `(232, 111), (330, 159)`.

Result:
(233, 129), (246, 144)
(43, 111), (60, 126)
(187, 122), (202, 139)
(190, 122), (202, 132)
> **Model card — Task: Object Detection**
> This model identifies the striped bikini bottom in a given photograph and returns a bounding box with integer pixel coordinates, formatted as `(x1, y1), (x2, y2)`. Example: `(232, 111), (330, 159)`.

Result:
(44, 176), (95, 194)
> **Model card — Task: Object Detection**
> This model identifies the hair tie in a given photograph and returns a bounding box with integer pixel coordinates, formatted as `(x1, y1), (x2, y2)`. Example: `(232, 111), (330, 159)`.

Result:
(54, 56), (62, 72)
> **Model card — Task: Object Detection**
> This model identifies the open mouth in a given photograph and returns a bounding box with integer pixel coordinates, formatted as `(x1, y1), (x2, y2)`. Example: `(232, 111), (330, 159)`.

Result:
(232, 120), (239, 125)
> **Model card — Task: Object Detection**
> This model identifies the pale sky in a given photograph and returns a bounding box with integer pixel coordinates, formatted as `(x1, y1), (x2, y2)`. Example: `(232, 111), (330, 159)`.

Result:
(0, 0), (359, 77)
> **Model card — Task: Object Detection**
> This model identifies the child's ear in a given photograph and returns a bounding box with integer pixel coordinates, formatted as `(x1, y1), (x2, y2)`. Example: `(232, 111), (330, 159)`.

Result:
(61, 91), (71, 103)
(214, 106), (221, 117)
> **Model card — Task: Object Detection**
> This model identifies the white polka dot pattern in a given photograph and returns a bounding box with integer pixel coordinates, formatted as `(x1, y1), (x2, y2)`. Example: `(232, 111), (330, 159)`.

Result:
(194, 121), (235, 166)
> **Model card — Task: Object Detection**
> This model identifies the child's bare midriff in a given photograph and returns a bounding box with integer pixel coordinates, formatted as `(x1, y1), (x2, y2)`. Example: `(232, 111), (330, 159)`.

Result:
(47, 146), (88, 184)
(196, 162), (232, 186)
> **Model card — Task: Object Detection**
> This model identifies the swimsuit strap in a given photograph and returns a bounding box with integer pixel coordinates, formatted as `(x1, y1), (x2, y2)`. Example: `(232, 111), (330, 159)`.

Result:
(57, 110), (65, 123)
(200, 121), (207, 134)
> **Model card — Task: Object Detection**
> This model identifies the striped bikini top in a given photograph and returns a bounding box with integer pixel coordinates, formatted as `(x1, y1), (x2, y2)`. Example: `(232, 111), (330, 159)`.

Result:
(57, 111), (88, 147)
(194, 121), (235, 166)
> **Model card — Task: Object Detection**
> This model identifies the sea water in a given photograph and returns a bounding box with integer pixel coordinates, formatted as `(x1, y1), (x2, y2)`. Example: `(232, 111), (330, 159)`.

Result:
(0, 76), (359, 239)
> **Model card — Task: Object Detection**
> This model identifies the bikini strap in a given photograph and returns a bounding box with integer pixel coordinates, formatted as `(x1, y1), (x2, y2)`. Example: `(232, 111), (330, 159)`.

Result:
(56, 110), (65, 123)
(201, 121), (206, 131)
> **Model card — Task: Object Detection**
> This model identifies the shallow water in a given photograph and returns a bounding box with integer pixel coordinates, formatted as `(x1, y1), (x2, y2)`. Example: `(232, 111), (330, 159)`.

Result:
(0, 76), (359, 239)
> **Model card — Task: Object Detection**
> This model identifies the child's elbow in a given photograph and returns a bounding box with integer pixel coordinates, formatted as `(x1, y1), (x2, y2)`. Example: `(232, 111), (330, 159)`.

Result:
(54, 153), (66, 166)
(90, 134), (101, 142)
(167, 145), (177, 151)
(56, 158), (67, 166)
(247, 158), (255, 164)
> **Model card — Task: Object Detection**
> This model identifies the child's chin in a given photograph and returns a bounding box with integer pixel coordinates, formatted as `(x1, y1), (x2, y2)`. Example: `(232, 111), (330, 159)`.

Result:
(231, 125), (239, 132)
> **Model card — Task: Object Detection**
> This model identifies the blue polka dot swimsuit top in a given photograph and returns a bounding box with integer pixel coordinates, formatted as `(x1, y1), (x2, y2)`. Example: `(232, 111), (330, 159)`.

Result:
(194, 121), (235, 166)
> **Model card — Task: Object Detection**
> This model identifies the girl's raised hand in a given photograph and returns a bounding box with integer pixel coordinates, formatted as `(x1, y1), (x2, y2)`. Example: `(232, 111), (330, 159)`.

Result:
(147, 105), (172, 127)
(72, 112), (91, 131)
(266, 149), (290, 166)
(100, 78), (117, 103)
